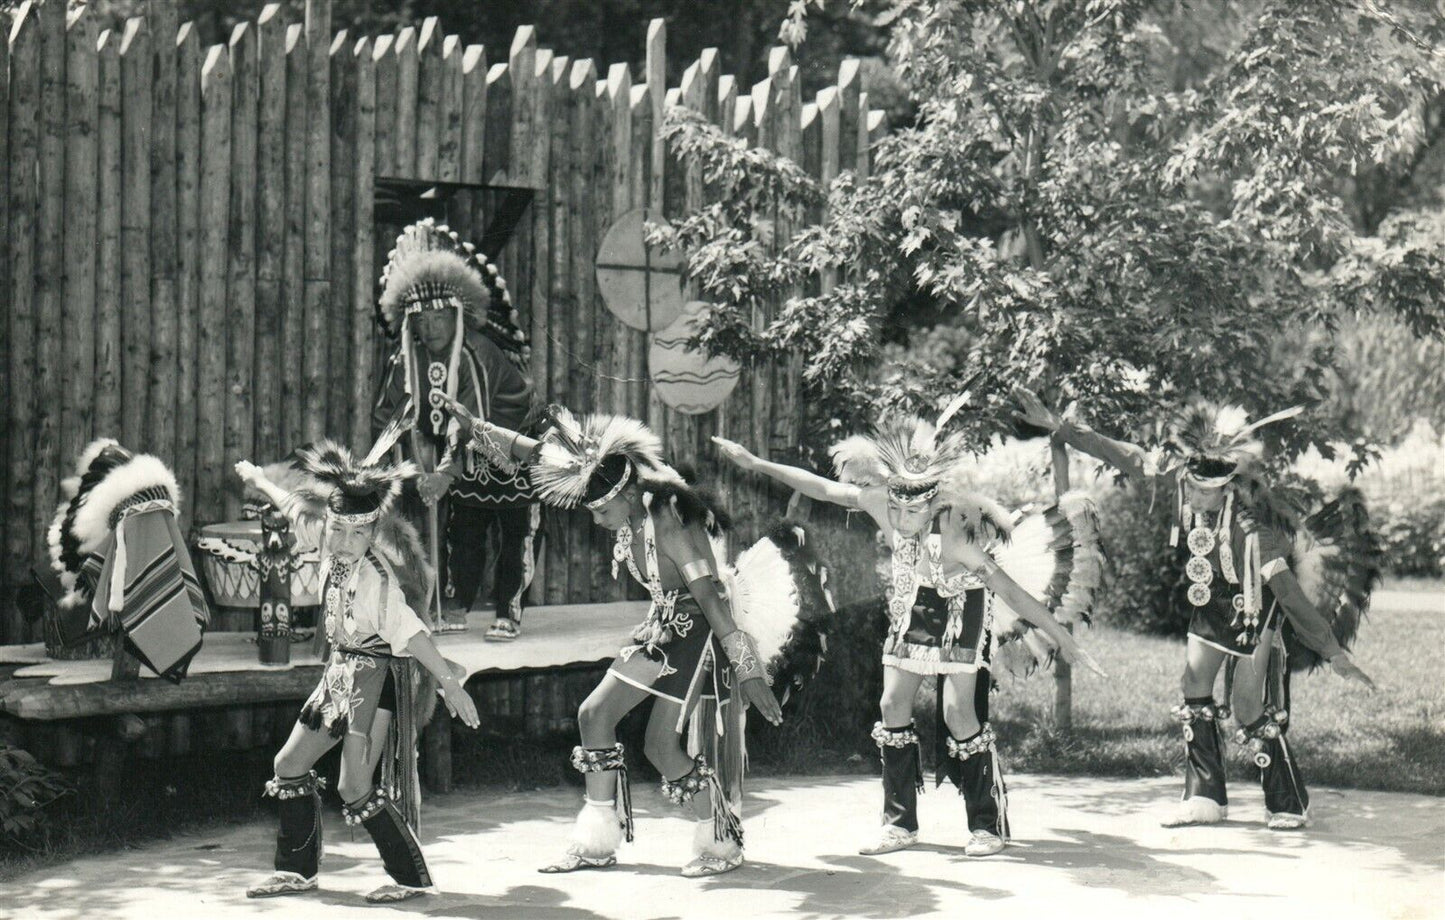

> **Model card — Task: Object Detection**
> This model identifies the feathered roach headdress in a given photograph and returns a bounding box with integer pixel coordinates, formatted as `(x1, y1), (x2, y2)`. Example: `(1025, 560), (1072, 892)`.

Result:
(294, 439), (415, 525)
(829, 394), (970, 507)
(529, 406), (682, 510)
(1157, 401), (1303, 488)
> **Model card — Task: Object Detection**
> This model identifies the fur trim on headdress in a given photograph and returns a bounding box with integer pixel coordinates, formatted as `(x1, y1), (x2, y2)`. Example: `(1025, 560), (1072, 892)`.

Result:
(829, 397), (969, 500)
(70, 455), (180, 558)
(50, 439), (134, 578)
(295, 439), (416, 514)
(531, 407), (673, 508)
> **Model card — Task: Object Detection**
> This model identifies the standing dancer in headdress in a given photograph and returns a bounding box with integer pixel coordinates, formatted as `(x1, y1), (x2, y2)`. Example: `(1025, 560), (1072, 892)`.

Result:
(374, 218), (539, 640)
(440, 395), (832, 878)
(236, 443), (480, 904)
(714, 401), (1106, 858)
(1011, 388), (1377, 829)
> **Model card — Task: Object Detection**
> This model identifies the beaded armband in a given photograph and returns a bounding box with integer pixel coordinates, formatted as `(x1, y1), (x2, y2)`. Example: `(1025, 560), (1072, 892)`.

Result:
(720, 630), (768, 684)
(469, 422), (520, 473)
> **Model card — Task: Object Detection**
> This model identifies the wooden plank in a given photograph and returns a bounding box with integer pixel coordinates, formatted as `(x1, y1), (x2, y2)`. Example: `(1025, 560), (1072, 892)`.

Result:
(95, 28), (124, 454)
(253, 4), (288, 465)
(769, 52), (801, 461)
(226, 21), (258, 521)
(416, 18), (442, 181)
(370, 33), (396, 178)
(174, 23), (201, 523)
(62, 8), (100, 468)
(326, 29), (354, 443)
(543, 54), (569, 606)
(837, 58), (861, 175)
(349, 35), (376, 453)
(302, 0), (330, 442)
(507, 27), (537, 188)
(392, 24), (417, 178)
(864, 106), (886, 178)
(196, 43), (231, 526)
(119, 17), (153, 453)
(644, 21), (667, 442)
(438, 34), (463, 183)
(5, 5), (38, 633)
(281, 22), (307, 451)
(460, 44), (487, 184)
(747, 76), (773, 479)
(414, 17), (442, 180)
(33, 0), (66, 549)
(817, 86), (839, 295)
(147, 1), (179, 470)
(592, 74), (620, 602)
(1, 668), (325, 720)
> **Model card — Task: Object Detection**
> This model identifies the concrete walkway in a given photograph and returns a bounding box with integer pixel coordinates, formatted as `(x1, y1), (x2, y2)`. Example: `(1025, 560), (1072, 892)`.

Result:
(4, 774), (1441, 920)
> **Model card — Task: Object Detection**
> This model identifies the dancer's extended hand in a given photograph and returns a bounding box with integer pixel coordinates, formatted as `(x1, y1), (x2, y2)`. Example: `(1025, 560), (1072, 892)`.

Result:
(438, 675), (481, 729)
(711, 436), (760, 473)
(740, 677), (783, 726)
(1330, 653), (1376, 691)
(1010, 386), (1061, 433)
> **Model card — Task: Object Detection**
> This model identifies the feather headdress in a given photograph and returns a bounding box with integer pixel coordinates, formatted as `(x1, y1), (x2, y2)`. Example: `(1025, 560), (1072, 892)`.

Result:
(295, 439), (417, 525)
(529, 406), (679, 509)
(376, 218), (528, 367)
(1159, 401), (1303, 486)
(829, 394), (970, 506)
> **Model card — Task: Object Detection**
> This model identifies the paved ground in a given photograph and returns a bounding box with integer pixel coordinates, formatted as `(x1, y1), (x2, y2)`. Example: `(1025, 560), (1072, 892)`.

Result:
(4, 774), (1441, 920)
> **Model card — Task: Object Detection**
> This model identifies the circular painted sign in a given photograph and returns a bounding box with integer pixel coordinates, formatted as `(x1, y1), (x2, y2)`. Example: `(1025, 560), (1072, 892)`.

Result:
(648, 302), (741, 415)
(596, 207), (685, 331)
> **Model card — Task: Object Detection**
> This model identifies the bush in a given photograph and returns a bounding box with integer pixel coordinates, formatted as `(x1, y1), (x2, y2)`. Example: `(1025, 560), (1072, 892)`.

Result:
(1375, 497), (1445, 578)
(0, 744), (70, 846)
(1090, 484), (1189, 638)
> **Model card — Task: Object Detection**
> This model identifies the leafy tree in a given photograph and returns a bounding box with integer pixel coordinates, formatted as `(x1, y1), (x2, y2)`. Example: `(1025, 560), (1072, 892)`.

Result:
(658, 0), (1445, 465)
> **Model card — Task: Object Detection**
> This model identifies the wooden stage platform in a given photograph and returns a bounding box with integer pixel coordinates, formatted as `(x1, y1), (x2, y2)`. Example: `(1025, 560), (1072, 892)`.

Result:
(0, 602), (649, 790)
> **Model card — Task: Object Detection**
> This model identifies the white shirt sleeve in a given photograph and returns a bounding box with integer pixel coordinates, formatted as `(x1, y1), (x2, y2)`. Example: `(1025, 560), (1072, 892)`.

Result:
(375, 562), (430, 656)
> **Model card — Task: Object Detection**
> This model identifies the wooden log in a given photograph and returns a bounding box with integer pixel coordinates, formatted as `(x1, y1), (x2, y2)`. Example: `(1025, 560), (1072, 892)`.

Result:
(0, 667), (325, 720)
(371, 33), (396, 178)
(302, 0), (330, 442)
(507, 27), (537, 188)
(523, 674), (546, 737)
(460, 44), (487, 184)
(863, 105), (885, 177)
(518, 43), (548, 454)
(817, 86), (839, 295)
(769, 54), (802, 461)
(543, 56), (569, 607)
(62, 8), (99, 468)
(168, 712), (192, 756)
(326, 29), (354, 443)
(174, 19), (204, 516)
(196, 43), (232, 527)
(392, 24), (417, 178)
(119, 17), (153, 452)
(568, 59), (598, 604)
(438, 35), (463, 183)
(253, 4), (288, 465)
(349, 36), (376, 453)
(33, 0), (66, 551)
(414, 17), (442, 180)
(6, 6), (38, 601)
(483, 62), (511, 185)
(226, 22), (259, 522)
(747, 78), (774, 478)
(281, 22), (307, 451)
(626, 84), (651, 421)
(644, 20), (667, 441)
(147, 1), (179, 470)
(96, 28), (124, 452)
(836, 58), (861, 176)
(603, 64), (632, 427)
(0, 20), (9, 636)
(226, 705), (253, 750)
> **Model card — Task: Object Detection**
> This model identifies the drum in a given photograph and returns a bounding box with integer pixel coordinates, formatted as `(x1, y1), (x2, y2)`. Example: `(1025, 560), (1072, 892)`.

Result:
(196, 521), (322, 607)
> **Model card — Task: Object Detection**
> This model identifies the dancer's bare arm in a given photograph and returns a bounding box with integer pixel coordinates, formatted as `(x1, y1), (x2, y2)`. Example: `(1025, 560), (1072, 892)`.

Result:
(1011, 387), (1152, 484)
(439, 393), (541, 463)
(656, 511), (784, 726)
(1261, 557), (1375, 690)
(404, 633), (482, 728)
(712, 436), (893, 530)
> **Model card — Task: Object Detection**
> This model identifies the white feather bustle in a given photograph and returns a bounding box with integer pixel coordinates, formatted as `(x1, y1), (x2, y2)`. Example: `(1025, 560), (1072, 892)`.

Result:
(568, 799), (623, 858)
(692, 818), (742, 859)
(70, 455), (181, 558)
(725, 536), (802, 674)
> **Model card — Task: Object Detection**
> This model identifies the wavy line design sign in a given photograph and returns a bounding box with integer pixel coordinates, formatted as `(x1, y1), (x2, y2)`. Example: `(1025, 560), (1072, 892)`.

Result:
(648, 302), (740, 414)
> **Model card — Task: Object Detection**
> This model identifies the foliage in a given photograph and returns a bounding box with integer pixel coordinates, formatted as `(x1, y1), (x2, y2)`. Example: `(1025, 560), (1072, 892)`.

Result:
(660, 0), (1445, 468)
(0, 745), (69, 845)
(1374, 498), (1445, 578)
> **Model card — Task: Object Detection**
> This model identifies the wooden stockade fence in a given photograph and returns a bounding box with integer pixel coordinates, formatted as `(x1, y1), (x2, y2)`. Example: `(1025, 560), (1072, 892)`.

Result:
(0, 0), (888, 647)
